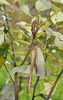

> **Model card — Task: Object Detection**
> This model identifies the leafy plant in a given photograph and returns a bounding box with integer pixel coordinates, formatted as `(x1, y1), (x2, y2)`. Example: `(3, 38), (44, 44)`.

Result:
(0, 0), (63, 100)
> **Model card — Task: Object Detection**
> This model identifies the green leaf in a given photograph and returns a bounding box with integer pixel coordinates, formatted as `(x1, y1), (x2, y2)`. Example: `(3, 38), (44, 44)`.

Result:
(45, 69), (52, 76)
(19, 85), (28, 92)
(45, 68), (55, 76)
(11, 65), (29, 75)
(37, 14), (47, 23)
(14, 29), (29, 39)
(4, 27), (9, 34)
(39, 94), (47, 99)
(0, 0), (12, 7)
(10, 51), (25, 55)
(43, 28), (54, 35)
(17, 40), (31, 45)
(21, 5), (32, 17)
(0, 43), (9, 68)
(51, 4), (61, 11)
(51, 0), (63, 4)
(14, 29), (23, 34)
(36, 30), (44, 39)
(31, 16), (37, 23)
(36, 47), (45, 79)
(18, 0), (28, 6)
(54, 37), (63, 48)
(46, 21), (49, 27)
(0, 43), (9, 54)
(18, 0), (25, 6)
(54, 31), (63, 41)
(1, 83), (15, 100)
(0, 53), (7, 69)
(43, 28), (63, 41)
(16, 57), (22, 62)
(19, 75), (29, 83)
(37, 62), (45, 79)
(41, 83), (55, 95)
(0, 33), (4, 44)
(35, 0), (51, 12)
(1, 82), (27, 100)
(17, 21), (31, 33)
(11, 65), (55, 78)
(57, 23), (63, 29)
(11, 65), (36, 75)
(50, 11), (63, 24)
(18, 33), (22, 39)
(42, 28), (54, 40)
(36, 47), (44, 66)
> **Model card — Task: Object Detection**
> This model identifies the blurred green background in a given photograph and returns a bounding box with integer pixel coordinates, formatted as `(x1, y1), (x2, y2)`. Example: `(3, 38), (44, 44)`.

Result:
(0, 50), (63, 100)
(0, 0), (63, 100)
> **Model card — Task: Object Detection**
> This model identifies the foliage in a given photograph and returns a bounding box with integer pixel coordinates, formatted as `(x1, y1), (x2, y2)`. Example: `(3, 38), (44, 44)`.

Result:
(0, 0), (63, 100)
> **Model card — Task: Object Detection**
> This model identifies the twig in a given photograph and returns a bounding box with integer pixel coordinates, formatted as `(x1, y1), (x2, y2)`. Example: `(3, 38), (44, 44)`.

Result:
(3, 2), (18, 100)
(20, 42), (32, 66)
(27, 49), (36, 93)
(4, 63), (15, 83)
(11, 1), (18, 100)
(27, 20), (39, 93)
(27, 61), (33, 93)
(46, 68), (63, 100)
(11, 35), (18, 100)
(20, 48), (31, 66)
(32, 76), (39, 100)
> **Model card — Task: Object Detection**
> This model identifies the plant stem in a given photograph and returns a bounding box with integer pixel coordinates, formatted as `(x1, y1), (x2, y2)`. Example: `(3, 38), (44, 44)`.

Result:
(27, 48), (36, 93)
(46, 68), (63, 100)
(27, 20), (39, 93)
(32, 76), (39, 100)
(12, 1), (18, 100)
(20, 48), (30, 66)
(12, 0), (15, 36)
(27, 58), (34, 93)
(4, 63), (15, 83)
(20, 42), (32, 66)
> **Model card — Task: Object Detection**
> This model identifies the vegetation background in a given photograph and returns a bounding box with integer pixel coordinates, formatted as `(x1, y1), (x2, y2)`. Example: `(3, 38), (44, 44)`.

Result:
(0, 0), (63, 100)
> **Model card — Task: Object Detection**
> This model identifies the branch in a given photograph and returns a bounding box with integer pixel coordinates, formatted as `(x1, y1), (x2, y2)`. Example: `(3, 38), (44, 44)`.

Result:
(4, 63), (15, 84)
(27, 49), (36, 93)
(27, 20), (39, 93)
(20, 49), (30, 66)
(11, 1), (18, 100)
(46, 68), (63, 100)
(11, 42), (18, 100)
(32, 76), (39, 100)
(20, 42), (32, 66)
(3, 2), (18, 100)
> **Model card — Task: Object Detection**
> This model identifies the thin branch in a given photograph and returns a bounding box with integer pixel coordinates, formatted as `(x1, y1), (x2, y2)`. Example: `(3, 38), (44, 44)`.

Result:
(11, 1), (18, 100)
(4, 63), (15, 83)
(11, 25), (18, 100)
(20, 49), (30, 66)
(27, 49), (36, 93)
(27, 60), (34, 93)
(27, 20), (39, 93)
(32, 76), (39, 100)
(11, 42), (16, 64)
(46, 68), (63, 100)
(20, 42), (32, 66)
